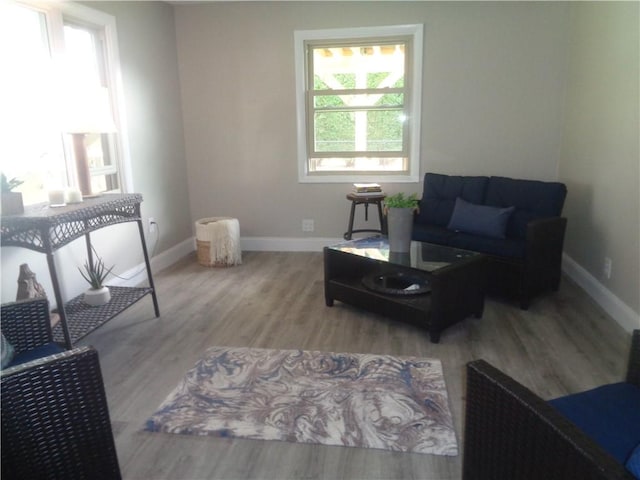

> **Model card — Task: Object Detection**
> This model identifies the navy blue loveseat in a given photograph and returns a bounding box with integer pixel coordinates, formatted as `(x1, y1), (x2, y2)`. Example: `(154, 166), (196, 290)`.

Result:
(413, 173), (567, 309)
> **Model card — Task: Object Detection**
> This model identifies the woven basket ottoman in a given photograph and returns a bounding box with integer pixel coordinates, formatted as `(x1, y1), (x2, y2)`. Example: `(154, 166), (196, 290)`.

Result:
(195, 217), (242, 267)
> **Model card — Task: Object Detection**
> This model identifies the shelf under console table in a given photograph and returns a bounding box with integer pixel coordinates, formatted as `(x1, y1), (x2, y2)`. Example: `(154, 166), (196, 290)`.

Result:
(1, 193), (160, 349)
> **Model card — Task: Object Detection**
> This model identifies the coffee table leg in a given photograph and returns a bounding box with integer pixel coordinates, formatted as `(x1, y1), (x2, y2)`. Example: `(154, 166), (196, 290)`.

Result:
(324, 246), (335, 306)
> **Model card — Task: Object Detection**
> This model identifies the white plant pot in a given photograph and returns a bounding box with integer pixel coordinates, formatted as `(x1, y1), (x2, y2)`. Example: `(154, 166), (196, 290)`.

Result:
(84, 286), (111, 306)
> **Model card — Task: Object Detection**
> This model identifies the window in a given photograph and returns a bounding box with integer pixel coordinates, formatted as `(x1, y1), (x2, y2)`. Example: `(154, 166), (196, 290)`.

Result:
(0, 1), (129, 205)
(295, 25), (423, 183)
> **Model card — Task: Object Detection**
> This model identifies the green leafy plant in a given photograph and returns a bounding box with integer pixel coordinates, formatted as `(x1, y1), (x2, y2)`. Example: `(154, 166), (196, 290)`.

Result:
(78, 254), (115, 290)
(384, 192), (419, 210)
(1, 173), (23, 193)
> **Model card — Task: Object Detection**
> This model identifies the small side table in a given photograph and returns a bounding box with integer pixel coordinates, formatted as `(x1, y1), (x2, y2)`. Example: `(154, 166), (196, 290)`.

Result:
(343, 193), (387, 240)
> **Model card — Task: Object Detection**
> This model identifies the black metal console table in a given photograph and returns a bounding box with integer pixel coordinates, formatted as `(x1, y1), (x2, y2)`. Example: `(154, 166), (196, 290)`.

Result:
(1, 193), (160, 349)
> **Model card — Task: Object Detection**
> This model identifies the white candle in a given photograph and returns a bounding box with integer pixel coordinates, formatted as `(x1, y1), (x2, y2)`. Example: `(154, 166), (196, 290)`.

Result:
(66, 189), (83, 204)
(48, 189), (66, 206)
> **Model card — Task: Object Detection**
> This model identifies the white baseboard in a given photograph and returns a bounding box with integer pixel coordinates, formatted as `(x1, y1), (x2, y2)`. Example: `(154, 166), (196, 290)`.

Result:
(111, 237), (195, 288)
(562, 253), (640, 333)
(113, 236), (342, 287)
(240, 236), (344, 252)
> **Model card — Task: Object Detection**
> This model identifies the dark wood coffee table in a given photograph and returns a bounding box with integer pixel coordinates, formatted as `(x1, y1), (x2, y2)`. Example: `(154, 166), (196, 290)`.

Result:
(324, 236), (486, 343)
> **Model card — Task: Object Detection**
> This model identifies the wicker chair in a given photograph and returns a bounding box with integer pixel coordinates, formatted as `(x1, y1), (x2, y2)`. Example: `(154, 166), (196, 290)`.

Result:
(1, 299), (121, 480)
(463, 330), (639, 480)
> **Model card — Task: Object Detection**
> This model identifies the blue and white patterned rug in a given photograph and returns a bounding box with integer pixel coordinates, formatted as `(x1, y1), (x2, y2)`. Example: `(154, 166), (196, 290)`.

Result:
(145, 347), (458, 456)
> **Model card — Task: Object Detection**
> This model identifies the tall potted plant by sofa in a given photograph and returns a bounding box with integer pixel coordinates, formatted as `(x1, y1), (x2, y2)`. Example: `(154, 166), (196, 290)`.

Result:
(384, 193), (419, 253)
(78, 253), (114, 306)
(1, 173), (24, 216)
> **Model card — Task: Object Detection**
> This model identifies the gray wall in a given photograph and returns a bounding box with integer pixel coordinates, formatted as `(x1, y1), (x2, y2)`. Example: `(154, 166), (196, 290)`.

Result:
(559, 2), (640, 314)
(90, 1), (191, 254)
(173, 1), (639, 323)
(3, 1), (637, 325)
(174, 2), (569, 238)
(1, 1), (191, 304)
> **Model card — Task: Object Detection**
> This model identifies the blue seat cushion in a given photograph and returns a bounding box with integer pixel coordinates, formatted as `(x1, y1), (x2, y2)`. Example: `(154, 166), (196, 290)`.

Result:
(626, 443), (640, 478)
(549, 382), (640, 465)
(8, 342), (64, 368)
(416, 173), (489, 227)
(447, 232), (526, 258)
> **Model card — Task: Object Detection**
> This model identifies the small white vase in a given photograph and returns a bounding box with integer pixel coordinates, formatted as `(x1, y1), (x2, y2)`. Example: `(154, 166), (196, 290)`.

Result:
(84, 286), (111, 306)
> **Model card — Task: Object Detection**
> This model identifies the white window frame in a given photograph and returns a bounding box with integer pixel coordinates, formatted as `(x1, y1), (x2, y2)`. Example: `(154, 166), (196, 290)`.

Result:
(294, 24), (423, 184)
(57, 2), (133, 193)
(4, 1), (133, 197)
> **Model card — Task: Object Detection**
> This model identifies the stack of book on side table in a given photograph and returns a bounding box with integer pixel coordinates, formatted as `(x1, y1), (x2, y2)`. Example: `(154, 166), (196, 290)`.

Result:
(352, 183), (384, 197)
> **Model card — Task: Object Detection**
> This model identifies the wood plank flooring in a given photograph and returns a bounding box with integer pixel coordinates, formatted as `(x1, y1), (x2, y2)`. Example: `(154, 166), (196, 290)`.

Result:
(80, 251), (632, 480)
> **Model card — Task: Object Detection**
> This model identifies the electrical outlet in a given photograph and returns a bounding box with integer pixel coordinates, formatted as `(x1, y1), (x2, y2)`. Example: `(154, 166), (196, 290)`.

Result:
(603, 257), (612, 279)
(148, 217), (157, 234)
(302, 219), (314, 232)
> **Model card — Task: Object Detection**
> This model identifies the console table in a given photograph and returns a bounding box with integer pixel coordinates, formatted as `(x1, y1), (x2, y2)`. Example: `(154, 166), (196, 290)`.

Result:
(1, 193), (160, 349)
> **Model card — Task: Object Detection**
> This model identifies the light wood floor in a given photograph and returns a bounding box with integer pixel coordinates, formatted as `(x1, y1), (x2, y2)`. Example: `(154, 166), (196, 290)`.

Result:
(80, 251), (632, 480)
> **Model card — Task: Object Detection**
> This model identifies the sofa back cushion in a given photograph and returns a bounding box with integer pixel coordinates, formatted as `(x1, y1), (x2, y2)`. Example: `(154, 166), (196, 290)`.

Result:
(416, 173), (489, 227)
(485, 176), (567, 239)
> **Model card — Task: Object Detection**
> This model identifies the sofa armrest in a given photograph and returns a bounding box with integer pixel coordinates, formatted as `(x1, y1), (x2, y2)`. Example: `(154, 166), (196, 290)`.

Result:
(1, 299), (53, 355)
(518, 217), (568, 307)
(463, 360), (632, 480)
(1, 346), (121, 479)
(627, 330), (640, 387)
(525, 216), (568, 263)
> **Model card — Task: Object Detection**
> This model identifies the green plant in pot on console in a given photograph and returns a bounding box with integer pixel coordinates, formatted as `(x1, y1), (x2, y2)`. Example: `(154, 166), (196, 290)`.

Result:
(1, 173), (23, 193)
(79, 253), (115, 306)
(1, 173), (24, 216)
(384, 193), (420, 253)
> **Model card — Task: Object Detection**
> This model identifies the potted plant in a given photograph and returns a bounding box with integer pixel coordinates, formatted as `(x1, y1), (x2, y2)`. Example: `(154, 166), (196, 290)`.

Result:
(384, 192), (419, 253)
(1, 173), (24, 216)
(78, 253), (114, 306)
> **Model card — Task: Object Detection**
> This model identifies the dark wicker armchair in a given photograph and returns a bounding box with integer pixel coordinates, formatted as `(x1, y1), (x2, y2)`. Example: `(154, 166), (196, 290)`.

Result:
(1, 299), (121, 479)
(2, 298), (55, 358)
(463, 330), (640, 480)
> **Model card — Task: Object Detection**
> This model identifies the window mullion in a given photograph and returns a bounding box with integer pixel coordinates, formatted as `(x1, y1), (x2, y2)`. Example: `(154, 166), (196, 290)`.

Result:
(313, 87), (405, 96)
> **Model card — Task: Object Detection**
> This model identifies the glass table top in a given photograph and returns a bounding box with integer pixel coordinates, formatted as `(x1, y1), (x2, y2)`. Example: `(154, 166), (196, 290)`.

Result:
(327, 235), (480, 273)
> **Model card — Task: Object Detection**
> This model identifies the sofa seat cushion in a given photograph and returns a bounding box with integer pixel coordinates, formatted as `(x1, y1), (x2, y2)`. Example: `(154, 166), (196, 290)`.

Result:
(549, 382), (640, 465)
(7, 342), (64, 368)
(485, 176), (567, 239)
(627, 443), (640, 478)
(412, 223), (457, 245)
(447, 232), (526, 258)
(416, 173), (489, 227)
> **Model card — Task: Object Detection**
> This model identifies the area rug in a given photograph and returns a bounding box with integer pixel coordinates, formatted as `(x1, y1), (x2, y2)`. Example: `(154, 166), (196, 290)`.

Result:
(145, 347), (458, 456)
